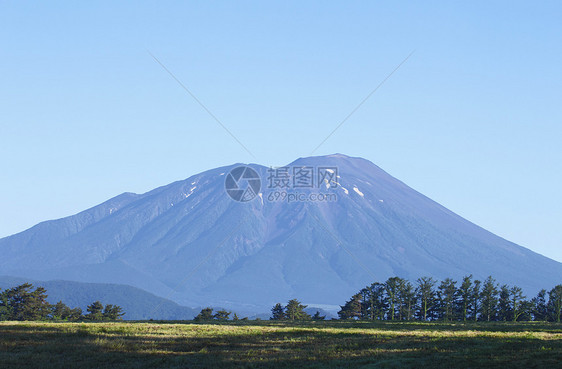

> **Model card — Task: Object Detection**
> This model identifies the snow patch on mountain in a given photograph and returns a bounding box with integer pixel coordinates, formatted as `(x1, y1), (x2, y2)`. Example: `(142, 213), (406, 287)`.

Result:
(353, 186), (364, 197)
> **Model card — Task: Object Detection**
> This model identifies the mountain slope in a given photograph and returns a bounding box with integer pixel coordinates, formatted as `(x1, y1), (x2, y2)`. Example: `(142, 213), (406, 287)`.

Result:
(0, 154), (560, 313)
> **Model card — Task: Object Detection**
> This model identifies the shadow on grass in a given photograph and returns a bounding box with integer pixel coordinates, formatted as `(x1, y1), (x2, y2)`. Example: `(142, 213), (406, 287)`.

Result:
(1, 321), (561, 369)
(143, 319), (562, 333)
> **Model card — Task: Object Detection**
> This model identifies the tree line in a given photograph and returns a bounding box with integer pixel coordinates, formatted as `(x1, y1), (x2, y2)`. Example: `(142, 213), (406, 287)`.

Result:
(194, 276), (562, 323)
(338, 276), (562, 322)
(6, 278), (561, 323)
(270, 299), (325, 321)
(193, 307), (244, 321)
(194, 300), (327, 321)
(0, 283), (125, 321)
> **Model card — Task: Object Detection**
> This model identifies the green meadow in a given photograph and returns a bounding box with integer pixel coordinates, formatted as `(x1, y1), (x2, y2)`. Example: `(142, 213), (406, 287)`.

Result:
(1, 320), (561, 368)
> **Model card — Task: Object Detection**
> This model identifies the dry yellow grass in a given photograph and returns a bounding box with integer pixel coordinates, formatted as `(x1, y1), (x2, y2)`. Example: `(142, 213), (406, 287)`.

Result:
(1, 320), (561, 368)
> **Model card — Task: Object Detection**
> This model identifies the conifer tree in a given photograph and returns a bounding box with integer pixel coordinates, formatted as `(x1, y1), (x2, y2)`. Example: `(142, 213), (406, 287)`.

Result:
(338, 294), (362, 320)
(2, 284), (51, 321)
(213, 309), (231, 321)
(194, 307), (214, 321)
(312, 311), (326, 320)
(361, 283), (386, 320)
(0, 284), (120, 322)
(103, 304), (125, 320)
(51, 301), (72, 320)
(548, 285), (562, 322)
(385, 277), (405, 321)
(437, 278), (457, 321)
(480, 276), (499, 321)
(400, 281), (416, 321)
(531, 289), (548, 321)
(270, 303), (285, 320)
(497, 285), (512, 321)
(416, 277), (437, 321)
(457, 275), (473, 321)
(68, 307), (83, 322)
(0, 289), (11, 320)
(86, 301), (104, 321)
(509, 286), (526, 322)
(470, 279), (482, 321)
(285, 299), (310, 321)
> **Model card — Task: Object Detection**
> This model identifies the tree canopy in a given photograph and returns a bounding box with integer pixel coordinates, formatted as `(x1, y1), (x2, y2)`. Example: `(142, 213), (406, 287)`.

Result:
(338, 276), (562, 322)
(0, 283), (125, 322)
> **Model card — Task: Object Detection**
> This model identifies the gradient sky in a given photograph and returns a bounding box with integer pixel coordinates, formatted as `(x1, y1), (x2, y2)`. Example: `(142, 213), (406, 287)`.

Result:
(1, 1), (561, 262)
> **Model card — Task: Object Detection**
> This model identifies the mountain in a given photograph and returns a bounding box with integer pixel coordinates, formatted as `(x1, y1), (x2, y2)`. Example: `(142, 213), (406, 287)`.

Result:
(0, 276), (197, 320)
(0, 154), (560, 314)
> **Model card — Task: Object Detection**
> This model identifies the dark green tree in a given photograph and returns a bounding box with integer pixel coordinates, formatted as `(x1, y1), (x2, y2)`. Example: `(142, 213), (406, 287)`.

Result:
(547, 285), (562, 322)
(312, 311), (326, 320)
(480, 276), (499, 321)
(49, 301), (82, 321)
(338, 294), (362, 320)
(359, 287), (371, 319)
(456, 275), (473, 321)
(470, 279), (482, 321)
(517, 300), (534, 321)
(2, 284), (51, 321)
(285, 299), (310, 321)
(437, 278), (457, 321)
(361, 283), (386, 320)
(270, 303), (285, 320)
(497, 285), (512, 321)
(51, 301), (72, 320)
(28, 286), (51, 320)
(531, 289), (548, 321)
(0, 289), (12, 320)
(194, 307), (214, 321)
(416, 277), (437, 321)
(400, 281), (416, 321)
(385, 277), (405, 321)
(103, 304), (125, 321)
(509, 286), (526, 322)
(213, 309), (231, 321)
(68, 307), (83, 322)
(232, 313), (239, 321)
(86, 301), (104, 321)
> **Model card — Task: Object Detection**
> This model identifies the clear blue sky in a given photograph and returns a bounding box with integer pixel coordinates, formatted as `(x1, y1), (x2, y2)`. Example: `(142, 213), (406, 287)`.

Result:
(1, 1), (561, 261)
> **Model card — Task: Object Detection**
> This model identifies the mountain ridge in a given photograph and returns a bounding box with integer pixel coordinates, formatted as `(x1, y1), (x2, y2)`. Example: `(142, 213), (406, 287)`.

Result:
(0, 154), (560, 313)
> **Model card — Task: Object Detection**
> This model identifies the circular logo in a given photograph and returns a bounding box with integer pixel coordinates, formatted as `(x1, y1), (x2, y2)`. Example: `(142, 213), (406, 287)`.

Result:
(225, 166), (261, 202)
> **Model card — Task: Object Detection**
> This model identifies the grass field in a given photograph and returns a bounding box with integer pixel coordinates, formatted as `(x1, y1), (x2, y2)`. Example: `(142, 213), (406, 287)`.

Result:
(1, 320), (561, 368)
